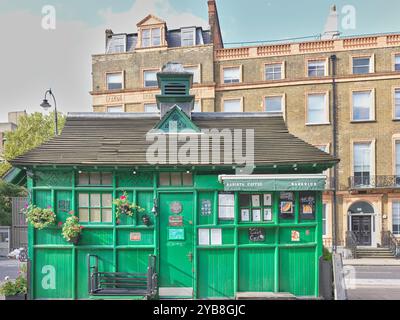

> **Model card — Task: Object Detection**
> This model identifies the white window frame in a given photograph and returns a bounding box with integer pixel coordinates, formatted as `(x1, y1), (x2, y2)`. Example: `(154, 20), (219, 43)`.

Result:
(184, 65), (201, 84)
(352, 55), (374, 74)
(106, 105), (124, 113)
(181, 28), (196, 47)
(394, 87), (400, 120)
(106, 35), (126, 54)
(394, 54), (400, 72)
(222, 66), (242, 84)
(218, 193), (235, 220)
(264, 95), (285, 113)
(141, 27), (161, 48)
(307, 59), (328, 77)
(391, 200), (400, 236)
(223, 98), (243, 112)
(193, 100), (202, 112)
(143, 69), (159, 88)
(265, 62), (284, 80)
(351, 140), (376, 186)
(106, 72), (124, 90)
(351, 89), (375, 122)
(394, 138), (400, 178)
(306, 92), (330, 125)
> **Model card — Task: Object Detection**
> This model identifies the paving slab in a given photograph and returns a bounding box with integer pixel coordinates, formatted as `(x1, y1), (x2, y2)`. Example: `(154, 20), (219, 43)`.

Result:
(343, 258), (400, 266)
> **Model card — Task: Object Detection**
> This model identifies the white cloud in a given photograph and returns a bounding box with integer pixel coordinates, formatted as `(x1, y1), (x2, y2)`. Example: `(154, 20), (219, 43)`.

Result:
(0, 0), (208, 122)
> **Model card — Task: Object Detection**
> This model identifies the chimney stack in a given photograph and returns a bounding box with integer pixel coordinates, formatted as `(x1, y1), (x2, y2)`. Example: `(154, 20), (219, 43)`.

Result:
(321, 4), (340, 40)
(208, 0), (224, 49)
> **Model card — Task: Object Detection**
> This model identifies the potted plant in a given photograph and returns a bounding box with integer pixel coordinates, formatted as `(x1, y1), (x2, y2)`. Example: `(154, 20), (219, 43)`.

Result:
(60, 214), (84, 244)
(0, 275), (27, 300)
(113, 192), (145, 224)
(23, 204), (56, 229)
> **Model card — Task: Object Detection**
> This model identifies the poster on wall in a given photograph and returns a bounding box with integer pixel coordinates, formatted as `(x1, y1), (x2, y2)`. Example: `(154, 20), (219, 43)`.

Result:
(252, 209), (261, 222)
(291, 230), (300, 242)
(241, 209), (250, 222)
(201, 199), (212, 216)
(280, 201), (293, 214)
(263, 208), (272, 221)
(263, 194), (272, 206)
(210, 229), (222, 245)
(300, 192), (316, 220)
(252, 195), (261, 207)
(249, 228), (265, 242)
(199, 229), (210, 245)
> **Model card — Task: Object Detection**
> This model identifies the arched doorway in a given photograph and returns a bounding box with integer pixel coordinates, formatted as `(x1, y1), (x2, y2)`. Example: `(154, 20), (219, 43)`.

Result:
(348, 201), (374, 246)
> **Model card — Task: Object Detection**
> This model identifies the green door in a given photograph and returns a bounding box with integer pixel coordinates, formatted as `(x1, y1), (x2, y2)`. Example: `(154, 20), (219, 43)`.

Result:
(159, 193), (194, 298)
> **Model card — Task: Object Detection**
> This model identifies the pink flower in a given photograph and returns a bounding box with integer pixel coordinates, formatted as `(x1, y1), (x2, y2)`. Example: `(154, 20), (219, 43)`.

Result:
(80, 226), (84, 229)
(58, 222), (63, 227)
(47, 205), (52, 209)
(24, 203), (28, 209)
(120, 195), (127, 200)
(69, 211), (74, 215)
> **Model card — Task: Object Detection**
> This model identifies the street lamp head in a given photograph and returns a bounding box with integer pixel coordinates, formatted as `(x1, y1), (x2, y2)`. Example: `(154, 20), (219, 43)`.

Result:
(40, 99), (52, 111)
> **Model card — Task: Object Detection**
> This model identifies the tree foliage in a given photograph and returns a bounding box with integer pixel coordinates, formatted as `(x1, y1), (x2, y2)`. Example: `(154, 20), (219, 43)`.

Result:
(0, 181), (27, 226)
(0, 112), (66, 177)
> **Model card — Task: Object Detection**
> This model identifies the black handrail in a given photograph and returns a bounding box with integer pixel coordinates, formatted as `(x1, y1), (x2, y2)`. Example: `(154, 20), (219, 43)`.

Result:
(382, 231), (400, 258)
(345, 231), (358, 259)
(349, 176), (400, 189)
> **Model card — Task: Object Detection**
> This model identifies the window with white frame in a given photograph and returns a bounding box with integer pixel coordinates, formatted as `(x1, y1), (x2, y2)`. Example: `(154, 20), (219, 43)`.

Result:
(352, 90), (374, 121)
(106, 73), (123, 90)
(223, 67), (241, 84)
(143, 70), (158, 87)
(353, 57), (372, 74)
(141, 28), (161, 47)
(317, 145), (330, 182)
(107, 106), (124, 113)
(144, 103), (158, 113)
(184, 66), (200, 84)
(395, 89), (400, 119)
(307, 93), (328, 124)
(181, 28), (195, 47)
(223, 99), (242, 112)
(353, 142), (372, 186)
(395, 55), (400, 71)
(265, 63), (283, 80)
(218, 193), (235, 220)
(308, 60), (326, 77)
(193, 101), (201, 112)
(396, 141), (400, 179)
(265, 96), (283, 113)
(106, 35), (126, 54)
(322, 203), (328, 236)
(392, 201), (400, 235)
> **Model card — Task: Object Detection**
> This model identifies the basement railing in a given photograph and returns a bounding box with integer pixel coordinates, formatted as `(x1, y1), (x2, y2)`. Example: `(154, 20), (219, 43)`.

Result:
(382, 231), (400, 258)
(349, 176), (400, 190)
(345, 231), (358, 259)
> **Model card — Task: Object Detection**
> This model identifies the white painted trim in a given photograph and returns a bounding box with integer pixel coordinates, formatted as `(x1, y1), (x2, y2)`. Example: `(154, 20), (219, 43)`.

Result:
(219, 174), (326, 183)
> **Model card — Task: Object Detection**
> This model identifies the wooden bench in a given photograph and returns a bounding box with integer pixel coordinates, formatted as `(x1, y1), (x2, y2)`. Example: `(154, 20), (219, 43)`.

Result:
(87, 254), (158, 299)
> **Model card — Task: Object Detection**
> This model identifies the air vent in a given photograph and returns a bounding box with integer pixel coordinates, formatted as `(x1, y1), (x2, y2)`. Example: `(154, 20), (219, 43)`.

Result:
(164, 82), (187, 95)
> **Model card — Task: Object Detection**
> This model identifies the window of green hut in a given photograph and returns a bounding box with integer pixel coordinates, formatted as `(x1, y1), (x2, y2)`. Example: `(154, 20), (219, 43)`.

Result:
(78, 192), (113, 223)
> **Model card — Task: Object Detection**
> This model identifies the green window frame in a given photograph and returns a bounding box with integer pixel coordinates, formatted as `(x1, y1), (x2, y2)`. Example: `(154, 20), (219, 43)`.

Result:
(77, 172), (113, 186)
(78, 192), (113, 224)
(158, 172), (193, 187)
(239, 193), (273, 223)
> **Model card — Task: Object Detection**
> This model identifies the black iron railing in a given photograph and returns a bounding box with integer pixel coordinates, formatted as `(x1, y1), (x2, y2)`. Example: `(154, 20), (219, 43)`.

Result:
(382, 231), (400, 258)
(345, 231), (358, 259)
(349, 176), (400, 189)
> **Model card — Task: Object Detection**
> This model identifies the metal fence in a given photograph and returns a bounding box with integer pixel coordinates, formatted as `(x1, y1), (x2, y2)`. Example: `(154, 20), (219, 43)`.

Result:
(0, 226), (10, 257)
(11, 197), (28, 250)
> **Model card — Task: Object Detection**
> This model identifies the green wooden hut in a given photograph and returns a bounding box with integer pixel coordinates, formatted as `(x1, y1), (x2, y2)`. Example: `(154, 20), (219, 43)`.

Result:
(12, 63), (338, 300)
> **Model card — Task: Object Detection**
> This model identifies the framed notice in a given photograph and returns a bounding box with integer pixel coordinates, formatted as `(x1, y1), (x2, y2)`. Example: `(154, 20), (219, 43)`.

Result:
(280, 201), (293, 214)
(263, 194), (272, 206)
(241, 209), (250, 222)
(252, 209), (261, 222)
(199, 229), (210, 246)
(263, 208), (272, 221)
(300, 192), (316, 220)
(252, 195), (261, 207)
(210, 229), (222, 245)
(168, 228), (185, 241)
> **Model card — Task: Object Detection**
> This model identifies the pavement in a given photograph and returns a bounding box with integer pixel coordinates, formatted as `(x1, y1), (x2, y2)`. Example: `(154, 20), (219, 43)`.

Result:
(0, 258), (21, 300)
(343, 264), (400, 300)
(343, 258), (400, 266)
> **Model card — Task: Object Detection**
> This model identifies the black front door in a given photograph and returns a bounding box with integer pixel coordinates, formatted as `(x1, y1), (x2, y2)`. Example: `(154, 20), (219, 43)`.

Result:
(351, 216), (372, 246)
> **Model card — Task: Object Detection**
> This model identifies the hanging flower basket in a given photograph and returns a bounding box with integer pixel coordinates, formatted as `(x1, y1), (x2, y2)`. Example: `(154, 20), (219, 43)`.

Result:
(23, 204), (56, 230)
(60, 214), (83, 244)
(113, 192), (145, 224)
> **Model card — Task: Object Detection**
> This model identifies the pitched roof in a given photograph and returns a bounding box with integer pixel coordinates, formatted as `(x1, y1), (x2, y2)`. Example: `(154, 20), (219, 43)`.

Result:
(11, 112), (338, 168)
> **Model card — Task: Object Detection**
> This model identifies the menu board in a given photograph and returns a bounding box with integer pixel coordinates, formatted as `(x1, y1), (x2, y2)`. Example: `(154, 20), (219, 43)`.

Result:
(263, 194), (272, 206)
(169, 228), (185, 241)
(300, 192), (316, 220)
(201, 199), (212, 216)
(252, 195), (261, 207)
(249, 228), (265, 242)
(279, 192), (294, 219)
(263, 208), (272, 221)
(252, 209), (261, 222)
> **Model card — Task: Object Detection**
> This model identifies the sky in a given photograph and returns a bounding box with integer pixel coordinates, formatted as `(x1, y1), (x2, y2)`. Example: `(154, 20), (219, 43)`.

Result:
(0, 0), (399, 122)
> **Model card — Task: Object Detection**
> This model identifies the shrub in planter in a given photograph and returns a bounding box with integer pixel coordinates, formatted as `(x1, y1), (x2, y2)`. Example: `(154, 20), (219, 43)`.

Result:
(60, 214), (83, 244)
(23, 204), (56, 229)
(113, 192), (145, 224)
(0, 275), (27, 300)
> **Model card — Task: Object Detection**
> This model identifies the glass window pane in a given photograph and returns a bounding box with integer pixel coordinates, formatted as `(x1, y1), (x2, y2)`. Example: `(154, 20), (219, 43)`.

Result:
(90, 172), (101, 185)
(79, 209), (89, 222)
(102, 194), (112, 207)
(307, 94), (326, 123)
(152, 28), (161, 46)
(102, 173), (113, 185)
(144, 71), (158, 87)
(265, 64), (282, 80)
(142, 29), (150, 47)
(79, 194), (89, 207)
(354, 143), (371, 175)
(159, 173), (170, 186)
(90, 209), (101, 222)
(396, 55), (400, 71)
(102, 209), (112, 223)
(171, 173), (181, 186)
(353, 57), (370, 74)
(78, 172), (89, 185)
(90, 194), (101, 207)
(184, 66), (200, 83)
(395, 89), (400, 119)
(353, 91), (372, 121)
(107, 106), (123, 113)
(193, 101), (201, 112)
(223, 67), (240, 83)
(182, 173), (193, 186)
(224, 99), (241, 112)
(239, 194), (251, 207)
(396, 142), (400, 176)
(107, 73), (122, 90)
(265, 96), (283, 113)
(308, 61), (325, 77)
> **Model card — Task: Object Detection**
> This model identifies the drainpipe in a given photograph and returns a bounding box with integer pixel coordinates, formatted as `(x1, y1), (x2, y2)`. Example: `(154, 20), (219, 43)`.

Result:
(330, 54), (338, 253)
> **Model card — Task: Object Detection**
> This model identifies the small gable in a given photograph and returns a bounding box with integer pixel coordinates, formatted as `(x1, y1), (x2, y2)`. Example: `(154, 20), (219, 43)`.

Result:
(137, 14), (166, 27)
(153, 105), (200, 133)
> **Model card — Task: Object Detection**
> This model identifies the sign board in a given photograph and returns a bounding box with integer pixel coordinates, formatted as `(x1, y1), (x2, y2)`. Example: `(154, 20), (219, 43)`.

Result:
(201, 200), (212, 216)
(170, 202), (183, 214)
(223, 177), (326, 191)
(168, 228), (185, 241)
(249, 228), (265, 242)
(130, 232), (141, 241)
(169, 215), (183, 227)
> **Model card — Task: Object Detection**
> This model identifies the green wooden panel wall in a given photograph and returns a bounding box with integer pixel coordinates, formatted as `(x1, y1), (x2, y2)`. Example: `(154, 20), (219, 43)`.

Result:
(35, 228), (66, 246)
(117, 172), (153, 188)
(117, 229), (154, 246)
(117, 249), (154, 273)
(197, 249), (234, 299)
(279, 227), (316, 245)
(279, 247), (316, 297)
(79, 228), (113, 246)
(35, 190), (52, 208)
(238, 248), (275, 292)
(34, 249), (73, 299)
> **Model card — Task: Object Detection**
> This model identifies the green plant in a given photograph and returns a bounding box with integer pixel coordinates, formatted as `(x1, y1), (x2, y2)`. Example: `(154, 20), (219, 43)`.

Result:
(23, 204), (56, 229)
(61, 214), (83, 242)
(323, 247), (333, 262)
(113, 192), (145, 223)
(0, 275), (27, 296)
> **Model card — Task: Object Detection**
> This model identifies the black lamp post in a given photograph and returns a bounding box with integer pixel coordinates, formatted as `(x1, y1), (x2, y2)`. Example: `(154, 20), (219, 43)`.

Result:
(40, 89), (58, 136)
